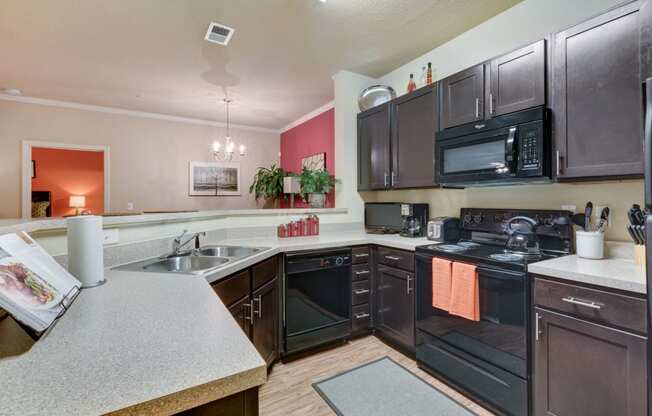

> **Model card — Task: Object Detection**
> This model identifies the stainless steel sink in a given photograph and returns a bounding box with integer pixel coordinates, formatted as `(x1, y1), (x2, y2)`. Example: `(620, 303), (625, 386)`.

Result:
(197, 245), (265, 258)
(143, 256), (229, 273)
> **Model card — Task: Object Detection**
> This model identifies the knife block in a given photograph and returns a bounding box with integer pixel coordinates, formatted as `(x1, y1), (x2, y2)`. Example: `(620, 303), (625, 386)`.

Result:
(634, 245), (646, 271)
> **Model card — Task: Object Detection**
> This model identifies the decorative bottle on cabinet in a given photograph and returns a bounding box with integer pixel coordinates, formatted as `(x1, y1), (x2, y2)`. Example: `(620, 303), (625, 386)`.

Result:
(419, 66), (427, 87)
(426, 62), (433, 85)
(407, 74), (416, 93)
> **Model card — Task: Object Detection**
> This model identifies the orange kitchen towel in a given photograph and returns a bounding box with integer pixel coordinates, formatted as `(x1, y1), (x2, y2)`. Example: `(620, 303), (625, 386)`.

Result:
(449, 262), (480, 321)
(432, 258), (452, 311)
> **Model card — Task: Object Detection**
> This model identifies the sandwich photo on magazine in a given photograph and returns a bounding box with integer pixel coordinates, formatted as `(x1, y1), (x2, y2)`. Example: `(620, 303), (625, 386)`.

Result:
(0, 232), (81, 333)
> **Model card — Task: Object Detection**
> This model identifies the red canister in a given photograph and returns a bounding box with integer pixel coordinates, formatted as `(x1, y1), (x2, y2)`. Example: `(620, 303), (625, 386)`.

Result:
(277, 224), (287, 238)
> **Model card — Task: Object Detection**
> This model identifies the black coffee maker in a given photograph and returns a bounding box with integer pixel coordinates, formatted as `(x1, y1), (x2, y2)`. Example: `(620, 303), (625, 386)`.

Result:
(400, 203), (429, 237)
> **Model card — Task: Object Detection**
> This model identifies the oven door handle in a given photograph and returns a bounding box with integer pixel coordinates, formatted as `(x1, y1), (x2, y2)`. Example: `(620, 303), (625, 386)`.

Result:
(476, 266), (525, 281)
(504, 126), (517, 173)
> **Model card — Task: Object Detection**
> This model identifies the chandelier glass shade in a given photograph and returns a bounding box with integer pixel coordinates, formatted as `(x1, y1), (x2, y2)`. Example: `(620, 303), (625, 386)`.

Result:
(212, 98), (246, 162)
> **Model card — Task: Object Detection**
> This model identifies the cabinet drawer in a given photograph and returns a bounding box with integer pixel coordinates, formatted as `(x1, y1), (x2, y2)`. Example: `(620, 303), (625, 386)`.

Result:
(352, 246), (370, 264)
(352, 303), (372, 332)
(252, 256), (278, 291)
(377, 246), (414, 272)
(212, 270), (250, 307)
(534, 277), (647, 334)
(352, 280), (371, 306)
(352, 264), (371, 281)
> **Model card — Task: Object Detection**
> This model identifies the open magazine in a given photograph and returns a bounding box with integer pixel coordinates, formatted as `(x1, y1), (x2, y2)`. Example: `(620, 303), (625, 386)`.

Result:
(0, 232), (81, 333)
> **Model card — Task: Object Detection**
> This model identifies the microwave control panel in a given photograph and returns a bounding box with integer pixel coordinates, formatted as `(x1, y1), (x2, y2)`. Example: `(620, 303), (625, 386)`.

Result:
(517, 121), (544, 176)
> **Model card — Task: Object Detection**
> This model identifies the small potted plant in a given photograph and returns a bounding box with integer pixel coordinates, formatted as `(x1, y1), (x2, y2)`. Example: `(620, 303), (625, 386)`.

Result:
(249, 164), (287, 208)
(298, 167), (339, 208)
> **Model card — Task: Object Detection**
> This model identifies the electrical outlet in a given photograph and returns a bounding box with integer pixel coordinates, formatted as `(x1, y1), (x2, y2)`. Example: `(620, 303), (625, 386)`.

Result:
(127, 202), (134, 210)
(561, 205), (576, 214)
(103, 229), (120, 245)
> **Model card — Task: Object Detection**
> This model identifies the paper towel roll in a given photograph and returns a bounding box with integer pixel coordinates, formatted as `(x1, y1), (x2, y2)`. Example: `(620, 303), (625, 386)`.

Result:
(67, 215), (105, 288)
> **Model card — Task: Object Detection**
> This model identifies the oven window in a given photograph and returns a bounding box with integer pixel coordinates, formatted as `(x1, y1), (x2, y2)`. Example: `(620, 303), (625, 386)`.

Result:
(443, 139), (505, 174)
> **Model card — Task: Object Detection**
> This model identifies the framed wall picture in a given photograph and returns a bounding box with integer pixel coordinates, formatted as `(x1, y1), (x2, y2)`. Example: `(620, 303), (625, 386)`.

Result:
(301, 153), (325, 170)
(189, 161), (241, 196)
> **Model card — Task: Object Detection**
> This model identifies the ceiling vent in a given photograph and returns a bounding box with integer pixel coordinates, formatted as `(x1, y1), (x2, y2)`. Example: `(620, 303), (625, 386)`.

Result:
(205, 22), (235, 46)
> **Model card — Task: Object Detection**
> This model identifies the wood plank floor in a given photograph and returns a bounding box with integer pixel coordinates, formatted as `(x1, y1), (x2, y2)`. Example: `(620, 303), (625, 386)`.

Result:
(259, 336), (495, 416)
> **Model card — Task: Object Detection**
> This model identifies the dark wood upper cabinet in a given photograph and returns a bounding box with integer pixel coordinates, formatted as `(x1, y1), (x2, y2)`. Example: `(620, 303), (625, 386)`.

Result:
(357, 103), (391, 190)
(390, 84), (439, 188)
(440, 64), (484, 129)
(251, 278), (278, 366)
(642, 0), (652, 80)
(534, 307), (646, 416)
(488, 40), (546, 117)
(375, 264), (415, 352)
(553, 2), (644, 180)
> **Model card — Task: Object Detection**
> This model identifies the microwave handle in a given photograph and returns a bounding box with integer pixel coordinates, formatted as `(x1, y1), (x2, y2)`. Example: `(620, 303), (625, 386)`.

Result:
(505, 127), (517, 172)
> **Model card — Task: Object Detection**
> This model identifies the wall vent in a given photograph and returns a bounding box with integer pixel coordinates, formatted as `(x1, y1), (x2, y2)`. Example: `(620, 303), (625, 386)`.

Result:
(205, 22), (235, 45)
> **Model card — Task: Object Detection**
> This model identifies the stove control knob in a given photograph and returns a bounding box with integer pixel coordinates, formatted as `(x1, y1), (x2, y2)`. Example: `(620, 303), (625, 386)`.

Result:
(463, 213), (473, 225)
(473, 214), (484, 224)
(335, 256), (344, 266)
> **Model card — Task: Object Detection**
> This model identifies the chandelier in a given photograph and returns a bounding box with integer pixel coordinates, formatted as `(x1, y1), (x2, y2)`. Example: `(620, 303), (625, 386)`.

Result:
(212, 98), (246, 162)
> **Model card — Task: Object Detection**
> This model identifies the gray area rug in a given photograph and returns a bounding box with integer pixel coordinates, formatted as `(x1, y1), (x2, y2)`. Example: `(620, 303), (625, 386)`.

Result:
(313, 357), (476, 416)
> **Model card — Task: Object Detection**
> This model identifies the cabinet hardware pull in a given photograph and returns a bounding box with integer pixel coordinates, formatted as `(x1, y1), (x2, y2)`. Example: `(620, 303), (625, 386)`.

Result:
(535, 312), (542, 341)
(489, 93), (494, 115)
(384, 255), (401, 261)
(561, 296), (602, 310)
(556, 150), (562, 176)
(353, 289), (370, 295)
(354, 253), (369, 258)
(355, 270), (370, 275)
(254, 296), (263, 318)
(384, 172), (389, 187)
(391, 171), (396, 187)
(475, 98), (480, 119)
(407, 275), (413, 295)
(355, 313), (370, 319)
(243, 302), (253, 322)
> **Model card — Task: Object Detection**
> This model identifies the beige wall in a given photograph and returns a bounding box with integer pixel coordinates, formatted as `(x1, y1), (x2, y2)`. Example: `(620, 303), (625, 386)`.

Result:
(362, 180), (644, 242)
(0, 100), (280, 218)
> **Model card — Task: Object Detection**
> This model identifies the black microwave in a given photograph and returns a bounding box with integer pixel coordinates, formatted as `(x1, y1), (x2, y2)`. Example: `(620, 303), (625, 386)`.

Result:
(435, 106), (551, 187)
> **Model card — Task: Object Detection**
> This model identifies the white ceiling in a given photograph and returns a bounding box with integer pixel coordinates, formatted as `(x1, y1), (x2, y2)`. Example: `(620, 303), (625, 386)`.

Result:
(0, 0), (520, 129)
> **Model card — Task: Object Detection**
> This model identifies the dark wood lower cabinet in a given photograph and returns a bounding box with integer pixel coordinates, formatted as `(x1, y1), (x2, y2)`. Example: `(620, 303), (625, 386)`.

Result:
(251, 278), (278, 366)
(534, 308), (647, 416)
(375, 264), (415, 352)
(228, 295), (252, 337)
(176, 386), (258, 416)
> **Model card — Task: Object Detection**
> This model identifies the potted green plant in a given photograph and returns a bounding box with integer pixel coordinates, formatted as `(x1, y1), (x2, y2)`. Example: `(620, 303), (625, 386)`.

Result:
(298, 167), (339, 208)
(249, 164), (287, 208)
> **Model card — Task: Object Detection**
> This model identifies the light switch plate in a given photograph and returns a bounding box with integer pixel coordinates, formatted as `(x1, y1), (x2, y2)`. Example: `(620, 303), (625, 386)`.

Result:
(103, 229), (120, 245)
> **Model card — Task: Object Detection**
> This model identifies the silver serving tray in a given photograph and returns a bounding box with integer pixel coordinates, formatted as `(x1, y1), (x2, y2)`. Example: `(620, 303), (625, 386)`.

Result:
(358, 85), (396, 111)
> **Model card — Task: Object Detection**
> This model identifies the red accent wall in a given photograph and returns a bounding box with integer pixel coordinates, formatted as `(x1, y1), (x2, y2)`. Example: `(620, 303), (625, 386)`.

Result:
(280, 108), (335, 208)
(32, 148), (104, 217)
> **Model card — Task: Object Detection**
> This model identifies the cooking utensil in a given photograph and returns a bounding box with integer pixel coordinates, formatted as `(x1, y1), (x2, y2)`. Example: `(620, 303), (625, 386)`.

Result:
(584, 202), (593, 231)
(596, 207), (610, 233)
(636, 225), (647, 244)
(571, 213), (586, 230)
(358, 85), (396, 111)
(627, 225), (641, 244)
(504, 216), (541, 255)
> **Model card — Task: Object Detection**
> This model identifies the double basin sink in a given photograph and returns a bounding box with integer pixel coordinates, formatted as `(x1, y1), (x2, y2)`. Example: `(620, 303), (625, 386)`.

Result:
(114, 245), (269, 275)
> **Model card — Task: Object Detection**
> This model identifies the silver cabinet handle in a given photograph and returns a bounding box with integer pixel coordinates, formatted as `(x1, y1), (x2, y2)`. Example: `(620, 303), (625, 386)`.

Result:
(384, 255), (401, 261)
(556, 150), (562, 176)
(489, 93), (494, 115)
(354, 253), (369, 258)
(353, 289), (370, 295)
(562, 296), (602, 310)
(355, 312), (370, 319)
(407, 275), (413, 295)
(354, 270), (370, 276)
(535, 312), (542, 341)
(253, 295), (263, 318)
(243, 302), (253, 322)
(384, 172), (389, 187)
(391, 171), (396, 187)
(475, 97), (480, 119)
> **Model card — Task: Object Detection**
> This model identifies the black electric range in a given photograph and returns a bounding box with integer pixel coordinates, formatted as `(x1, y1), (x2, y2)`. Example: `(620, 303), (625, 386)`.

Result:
(414, 208), (572, 416)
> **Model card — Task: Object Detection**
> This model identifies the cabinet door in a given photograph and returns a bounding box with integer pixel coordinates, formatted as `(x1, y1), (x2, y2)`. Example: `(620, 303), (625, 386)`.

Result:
(534, 308), (646, 416)
(643, 0), (652, 80)
(357, 103), (391, 190)
(228, 295), (252, 338)
(553, 2), (644, 179)
(375, 265), (415, 351)
(391, 84), (439, 188)
(440, 64), (484, 129)
(488, 40), (545, 117)
(252, 278), (278, 366)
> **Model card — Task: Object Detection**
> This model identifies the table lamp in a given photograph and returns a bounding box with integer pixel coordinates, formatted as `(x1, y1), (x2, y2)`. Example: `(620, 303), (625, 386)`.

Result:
(69, 195), (86, 216)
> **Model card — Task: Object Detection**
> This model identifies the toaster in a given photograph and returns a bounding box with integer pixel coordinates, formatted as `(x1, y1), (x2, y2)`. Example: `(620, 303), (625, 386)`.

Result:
(427, 217), (461, 242)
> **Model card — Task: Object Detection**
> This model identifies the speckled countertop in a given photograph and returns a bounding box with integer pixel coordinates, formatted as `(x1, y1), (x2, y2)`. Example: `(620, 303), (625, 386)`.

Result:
(0, 231), (430, 415)
(529, 255), (647, 294)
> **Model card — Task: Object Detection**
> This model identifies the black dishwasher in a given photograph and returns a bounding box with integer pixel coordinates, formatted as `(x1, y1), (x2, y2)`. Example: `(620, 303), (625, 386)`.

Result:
(284, 248), (352, 355)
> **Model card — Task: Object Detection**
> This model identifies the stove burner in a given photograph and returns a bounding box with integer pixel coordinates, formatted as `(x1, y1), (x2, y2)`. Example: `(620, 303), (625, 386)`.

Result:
(489, 253), (525, 262)
(436, 244), (467, 253)
(457, 241), (481, 248)
(504, 249), (543, 259)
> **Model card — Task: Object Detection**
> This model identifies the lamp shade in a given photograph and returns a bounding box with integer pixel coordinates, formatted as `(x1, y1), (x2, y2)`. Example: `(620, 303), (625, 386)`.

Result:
(69, 195), (86, 208)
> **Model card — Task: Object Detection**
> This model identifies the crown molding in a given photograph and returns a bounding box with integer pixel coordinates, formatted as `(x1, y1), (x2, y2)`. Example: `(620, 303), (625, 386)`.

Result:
(280, 100), (334, 133)
(0, 94), (281, 134)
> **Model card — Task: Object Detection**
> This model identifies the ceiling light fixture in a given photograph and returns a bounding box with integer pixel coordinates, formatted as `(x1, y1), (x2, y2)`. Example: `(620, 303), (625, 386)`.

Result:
(212, 98), (246, 162)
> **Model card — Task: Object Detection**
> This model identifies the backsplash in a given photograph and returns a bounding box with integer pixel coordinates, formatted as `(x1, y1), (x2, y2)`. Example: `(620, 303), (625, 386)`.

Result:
(361, 180), (643, 242)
